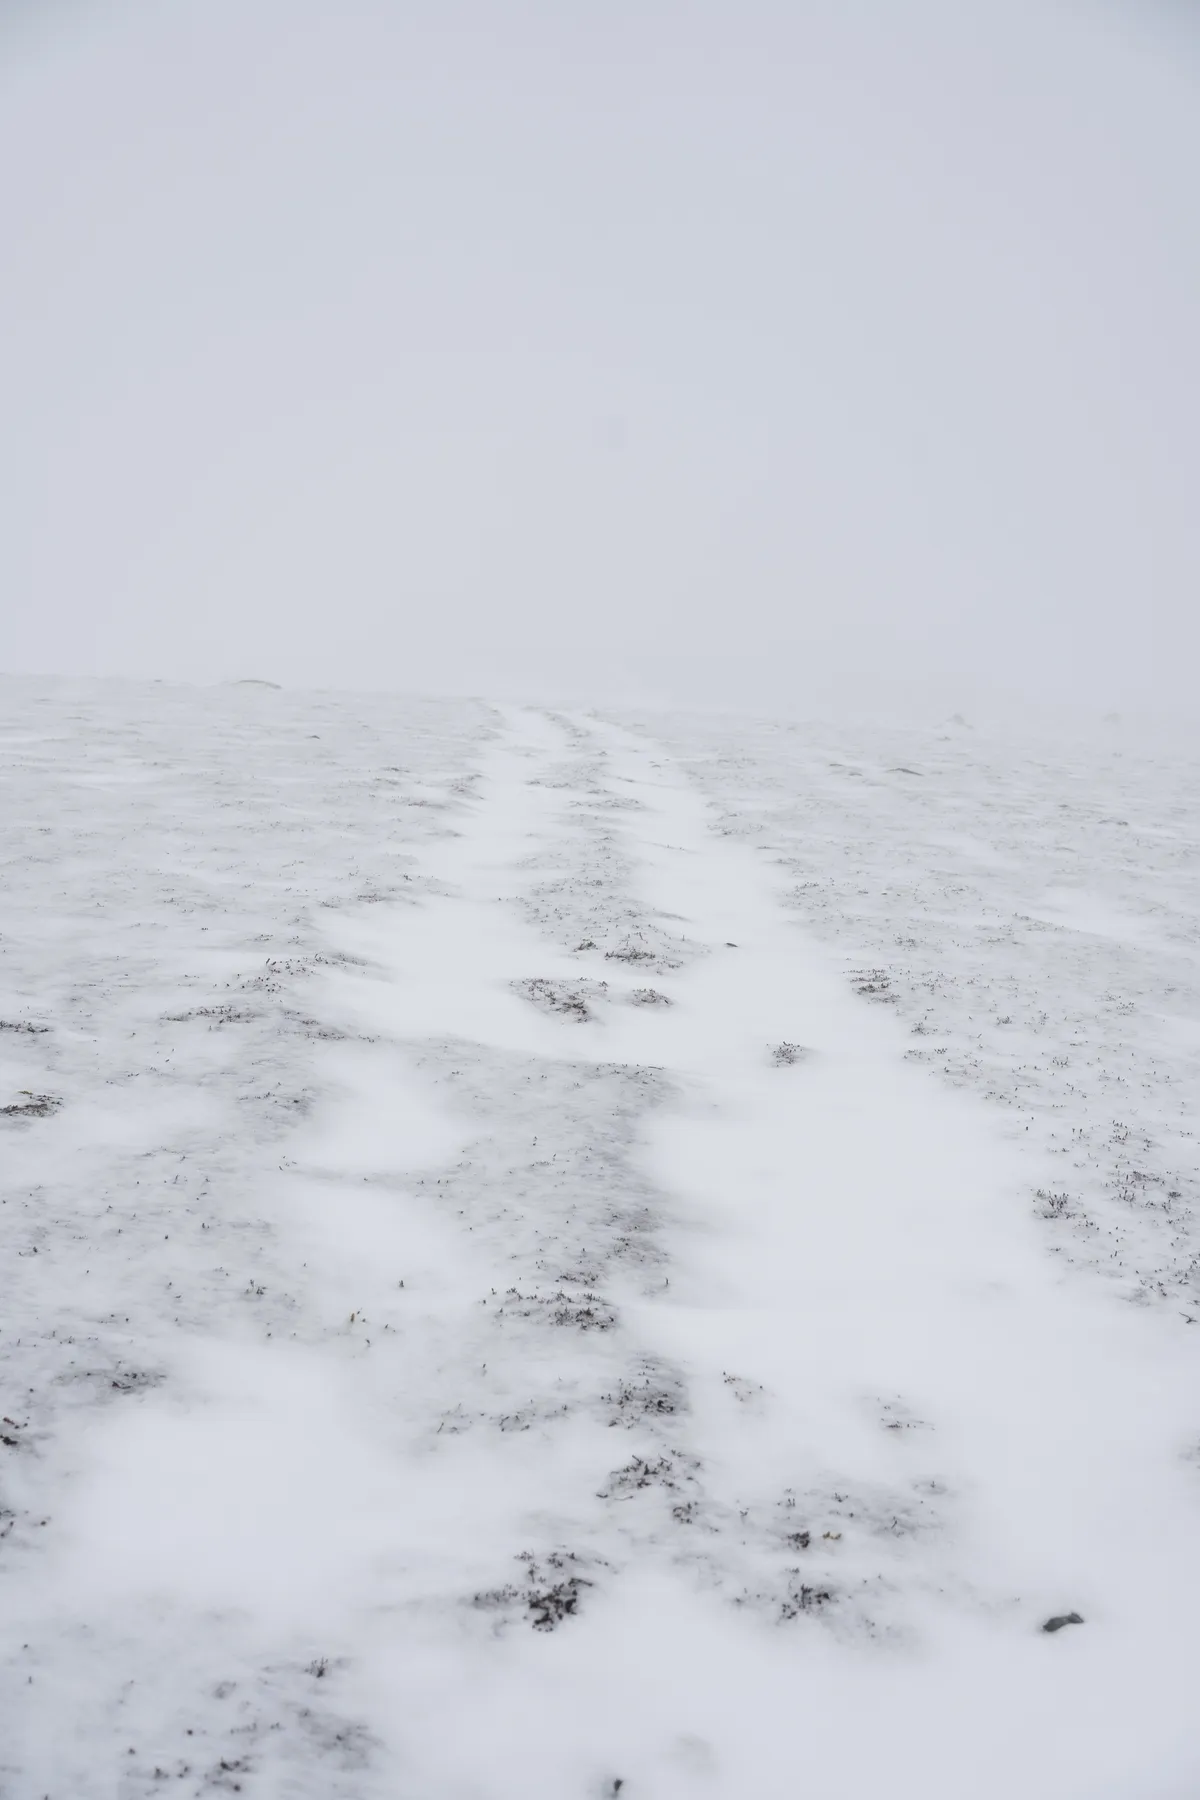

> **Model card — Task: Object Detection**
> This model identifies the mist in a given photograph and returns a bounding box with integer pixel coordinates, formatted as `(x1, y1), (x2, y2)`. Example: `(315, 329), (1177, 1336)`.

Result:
(8, 13), (1200, 1786)
(3, 0), (1197, 718)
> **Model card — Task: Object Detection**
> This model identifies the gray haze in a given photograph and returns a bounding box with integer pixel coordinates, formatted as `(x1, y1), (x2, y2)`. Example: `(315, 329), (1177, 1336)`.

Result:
(3, 0), (1198, 716)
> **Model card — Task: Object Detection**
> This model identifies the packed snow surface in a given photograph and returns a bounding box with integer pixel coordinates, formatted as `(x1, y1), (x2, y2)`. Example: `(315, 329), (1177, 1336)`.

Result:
(2, 679), (1199, 1798)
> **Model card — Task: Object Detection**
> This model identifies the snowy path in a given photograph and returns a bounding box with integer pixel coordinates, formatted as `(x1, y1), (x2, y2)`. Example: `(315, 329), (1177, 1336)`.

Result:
(5, 697), (1200, 1798)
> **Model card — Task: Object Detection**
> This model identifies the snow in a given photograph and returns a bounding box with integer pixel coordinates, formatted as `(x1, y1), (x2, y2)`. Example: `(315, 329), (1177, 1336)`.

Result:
(2, 678), (1199, 1798)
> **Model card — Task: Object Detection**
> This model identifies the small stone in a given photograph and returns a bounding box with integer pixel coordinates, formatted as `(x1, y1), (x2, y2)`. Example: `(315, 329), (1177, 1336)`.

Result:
(1042, 1612), (1084, 1633)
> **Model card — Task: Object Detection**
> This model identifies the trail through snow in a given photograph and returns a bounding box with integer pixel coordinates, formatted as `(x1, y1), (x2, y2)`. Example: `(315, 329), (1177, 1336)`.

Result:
(4, 697), (1200, 1798)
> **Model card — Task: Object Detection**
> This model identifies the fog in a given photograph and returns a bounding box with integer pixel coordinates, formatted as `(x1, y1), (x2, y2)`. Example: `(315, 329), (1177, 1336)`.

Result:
(3, 0), (1197, 717)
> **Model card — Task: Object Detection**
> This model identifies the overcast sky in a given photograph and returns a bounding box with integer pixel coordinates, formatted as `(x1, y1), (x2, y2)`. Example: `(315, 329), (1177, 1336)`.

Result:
(3, 0), (1197, 714)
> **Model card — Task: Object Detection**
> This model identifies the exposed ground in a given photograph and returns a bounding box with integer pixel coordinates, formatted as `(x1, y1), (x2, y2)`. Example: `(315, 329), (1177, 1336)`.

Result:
(2, 678), (1198, 1799)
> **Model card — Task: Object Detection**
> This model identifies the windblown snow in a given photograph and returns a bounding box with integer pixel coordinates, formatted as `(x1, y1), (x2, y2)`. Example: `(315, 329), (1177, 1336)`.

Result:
(2, 678), (1198, 1799)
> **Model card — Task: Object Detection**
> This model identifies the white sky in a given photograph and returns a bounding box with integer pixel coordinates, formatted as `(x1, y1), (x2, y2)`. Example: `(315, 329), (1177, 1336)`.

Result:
(3, 0), (1198, 713)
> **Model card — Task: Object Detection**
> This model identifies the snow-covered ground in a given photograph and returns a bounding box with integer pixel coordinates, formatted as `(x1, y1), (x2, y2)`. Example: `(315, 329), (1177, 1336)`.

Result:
(2, 679), (1199, 1799)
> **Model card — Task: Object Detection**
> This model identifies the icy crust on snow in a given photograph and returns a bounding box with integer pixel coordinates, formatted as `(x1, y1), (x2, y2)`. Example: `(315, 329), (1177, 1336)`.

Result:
(621, 710), (1200, 1309)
